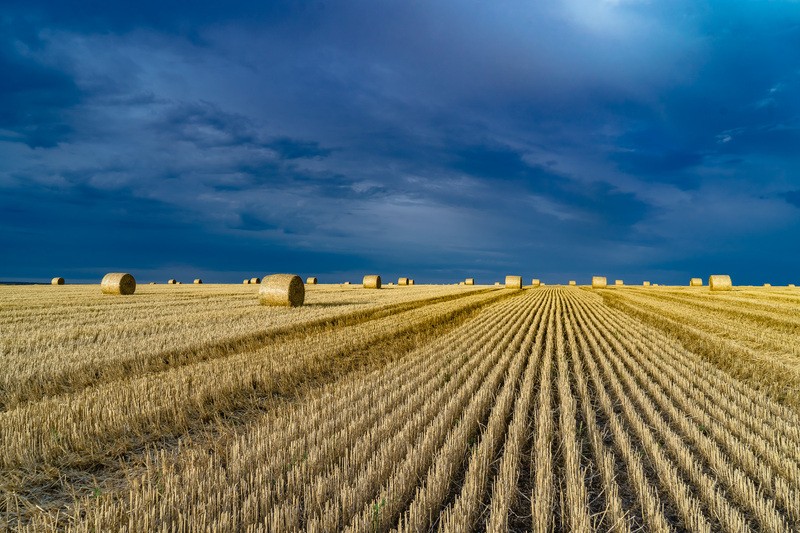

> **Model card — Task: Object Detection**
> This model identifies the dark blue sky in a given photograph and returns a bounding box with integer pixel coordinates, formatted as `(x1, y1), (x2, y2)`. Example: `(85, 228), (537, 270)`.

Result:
(2, 1), (800, 284)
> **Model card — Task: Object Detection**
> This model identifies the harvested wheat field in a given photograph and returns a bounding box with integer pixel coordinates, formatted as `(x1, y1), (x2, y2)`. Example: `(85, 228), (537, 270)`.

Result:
(2, 283), (800, 532)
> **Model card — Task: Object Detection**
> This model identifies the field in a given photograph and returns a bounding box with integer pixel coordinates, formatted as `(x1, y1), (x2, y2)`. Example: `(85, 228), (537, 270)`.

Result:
(2, 282), (800, 532)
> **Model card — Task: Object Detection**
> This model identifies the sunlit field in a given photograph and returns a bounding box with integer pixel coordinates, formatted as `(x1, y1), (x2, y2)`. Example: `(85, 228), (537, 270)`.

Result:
(2, 282), (800, 532)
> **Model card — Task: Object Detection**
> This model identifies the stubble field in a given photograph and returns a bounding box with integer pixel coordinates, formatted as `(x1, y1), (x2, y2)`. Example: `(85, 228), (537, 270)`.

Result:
(1, 282), (799, 532)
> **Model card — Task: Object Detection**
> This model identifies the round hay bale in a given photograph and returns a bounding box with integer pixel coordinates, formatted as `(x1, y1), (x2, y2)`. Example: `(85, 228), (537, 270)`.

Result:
(592, 276), (607, 288)
(387, 282), (394, 286)
(459, 281), (465, 285)
(259, 274), (304, 307)
(398, 277), (409, 285)
(306, 277), (318, 285)
(465, 278), (475, 285)
(250, 277), (261, 284)
(643, 281), (651, 287)
(709, 275), (732, 291)
(101, 273), (136, 295)
(51, 277), (65, 285)
(243, 279), (250, 284)
(764, 283), (771, 287)
(789, 284), (796, 288)
(409, 279), (415, 285)
(168, 279), (177, 285)
(194, 279), (203, 284)
(615, 280), (624, 286)
(363, 275), (381, 289)
(505, 275), (522, 289)
(149, 282), (156, 285)
(531, 279), (541, 287)
(690, 278), (703, 287)
(568, 280), (577, 286)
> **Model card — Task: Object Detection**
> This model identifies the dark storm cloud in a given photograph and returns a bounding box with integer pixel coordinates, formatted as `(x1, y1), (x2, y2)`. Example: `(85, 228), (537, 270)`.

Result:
(2, 0), (800, 283)
(0, 20), (81, 147)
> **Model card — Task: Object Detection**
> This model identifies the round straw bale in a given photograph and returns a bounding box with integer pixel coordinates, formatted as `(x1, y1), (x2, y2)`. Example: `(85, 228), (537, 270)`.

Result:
(363, 275), (381, 289)
(494, 281), (501, 286)
(592, 276), (607, 288)
(398, 277), (409, 285)
(615, 280), (624, 286)
(458, 281), (465, 285)
(250, 277), (261, 284)
(149, 282), (156, 284)
(505, 275), (522, 289)
(194, 279), (203, 284)
(409, 279), (415, 285)
(168, 279), (177, 285)
(259, 274), (304, 307)
(789, 284), (795, 288)
(306, 277), (318, 285)
(643, 281), (651, 287)
(343, 281), (351, 285)
(243, 279), (250, 284)
(764, 283), (771, 287)
(690, 278), (703, 287)
(101, 273), (136, 295)
(51, 277), (65, 285)
(465, 278), (475, 285)
(531, 279), (541, 287)
(568, 280), (577, 286)
(709, 274), (732, 291)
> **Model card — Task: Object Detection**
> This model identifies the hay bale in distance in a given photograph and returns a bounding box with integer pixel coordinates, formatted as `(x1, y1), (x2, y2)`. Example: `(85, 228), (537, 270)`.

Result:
(306, 277), (318, 285)
(568, 280), (577, 286)
(250, 277), (261, 284)
(494, 281), (501, 286)
(363, 275), (381, 289)
(259, 274), (304, 307)
(101, 273), (136, 295)
(168, 279), (177, 285)
(592, 276), (607, 288)
(465, 278), (475, 285)
(505, 275), (522, 289)
(690, 278), (703, 287)
(709, 274), (732, 291)
(409, 279), (415, 285)
(643, 281), (651, 287)
(397, 277), (408, 285)
(51, 277), (65, 285)
(243, 279), (250, 284)
(531, 279), (541, 287)
(764, 283), (771, 287)
(789, 284), (796, 288)
(194, 279), (203, 284)
(615, 280), (624, 286)
(343, 281), (351, 285)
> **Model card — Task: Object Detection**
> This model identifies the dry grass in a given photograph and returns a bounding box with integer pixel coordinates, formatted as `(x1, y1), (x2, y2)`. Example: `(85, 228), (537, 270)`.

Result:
(2, 284), (799, 532)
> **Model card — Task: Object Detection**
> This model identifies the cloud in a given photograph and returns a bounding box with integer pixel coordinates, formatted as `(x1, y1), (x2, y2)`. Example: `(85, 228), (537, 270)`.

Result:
(1, 0), (800, 283)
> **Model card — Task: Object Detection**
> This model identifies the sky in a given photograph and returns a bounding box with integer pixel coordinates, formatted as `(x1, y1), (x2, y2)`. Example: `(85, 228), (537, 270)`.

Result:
(1, 0), (800, 284)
